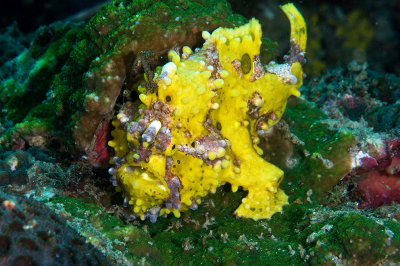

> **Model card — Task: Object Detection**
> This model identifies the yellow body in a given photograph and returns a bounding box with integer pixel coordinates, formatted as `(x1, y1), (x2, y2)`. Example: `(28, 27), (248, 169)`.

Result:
(109, 4), (307, 220)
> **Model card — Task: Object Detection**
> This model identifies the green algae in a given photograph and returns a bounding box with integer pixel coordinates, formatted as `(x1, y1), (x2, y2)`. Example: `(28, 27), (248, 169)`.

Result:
(0, 22), (85, 148)
(279, 98), (356, 203)
(145, 185), (306, 265)
(47, 196), (162, 264)
(298, 212), (400, 264)
(0, 22), (82, 124)
(44, 187), (400, 264)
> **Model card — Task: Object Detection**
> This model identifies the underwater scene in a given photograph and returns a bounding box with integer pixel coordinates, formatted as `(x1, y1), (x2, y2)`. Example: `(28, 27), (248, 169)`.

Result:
(0, 0), (400, 265)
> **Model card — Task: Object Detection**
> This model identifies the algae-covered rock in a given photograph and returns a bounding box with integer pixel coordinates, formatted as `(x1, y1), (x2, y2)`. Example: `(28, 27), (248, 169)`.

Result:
(300, 212), (400, 265)
(0, 22), (83, 150)
(144, 185), (306, 265)
(45, 188), (308, 265)
(0, 190), (109, 265)
(47, 196), (162, 265)
(261, 97), (356, 203)
(110, 182), (400, 265)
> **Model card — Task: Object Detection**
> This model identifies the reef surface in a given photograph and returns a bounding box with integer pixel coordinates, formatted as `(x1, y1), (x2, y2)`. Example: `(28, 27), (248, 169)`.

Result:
(0, 0), (400, 265)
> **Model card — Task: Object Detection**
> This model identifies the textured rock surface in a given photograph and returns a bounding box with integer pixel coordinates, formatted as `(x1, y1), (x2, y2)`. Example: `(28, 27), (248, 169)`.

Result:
(0, 190), (109, 265)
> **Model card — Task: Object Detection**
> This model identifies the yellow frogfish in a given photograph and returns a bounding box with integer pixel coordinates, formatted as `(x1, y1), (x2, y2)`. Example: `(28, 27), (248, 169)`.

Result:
(108, 3), (307, 222)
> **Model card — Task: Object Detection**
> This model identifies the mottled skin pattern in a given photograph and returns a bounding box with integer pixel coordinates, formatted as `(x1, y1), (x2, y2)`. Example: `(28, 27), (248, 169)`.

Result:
(109, 4), (307, 221)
